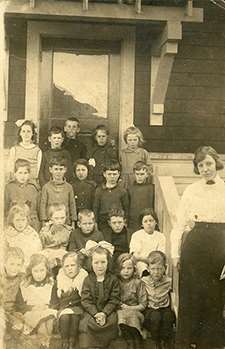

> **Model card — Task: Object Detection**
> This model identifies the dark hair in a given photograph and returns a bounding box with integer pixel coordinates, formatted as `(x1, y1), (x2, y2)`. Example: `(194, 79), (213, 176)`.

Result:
(103, 159), (121, 173)
(108, 208), (125, 220)
(74, 158), (89, 172)
(78, 209), (95, 222)
(65, 117), (80, 126)
(139, 208), (159, 231)
(193, 146), (224, 174)
(14, 158), (31, 173)
(147, 250), (166, 267)
(116, 253), (135, 277)
(48, 126), (64, 138)
(92, 124), (109, 144)
(49, 157), (67, 168)
(133, 160), (148, 172)
(17, 120), (37, 144)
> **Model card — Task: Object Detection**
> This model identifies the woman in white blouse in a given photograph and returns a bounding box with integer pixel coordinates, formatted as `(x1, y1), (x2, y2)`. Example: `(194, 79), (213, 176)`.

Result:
(171, 146), (225, 349)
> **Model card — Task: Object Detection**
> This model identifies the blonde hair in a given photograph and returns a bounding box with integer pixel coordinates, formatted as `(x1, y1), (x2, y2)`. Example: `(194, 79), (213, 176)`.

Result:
(7, 204), (31, 227)
(78, 209), (95, 222)
(123, 126), (144, 146)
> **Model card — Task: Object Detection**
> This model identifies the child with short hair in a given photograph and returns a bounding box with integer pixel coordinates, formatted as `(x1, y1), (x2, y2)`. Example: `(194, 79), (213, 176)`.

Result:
(107, 209), (129, 263)
(116, 253), (147, 348)
(5, 158), (40, 232)
(40, 203), (73, 268)
(50, 252), (88, 349)
(142, 251), (176, 349)
(120, 126), (153, 188)
(39, 126), (73, 187)
(67, 209), (104, 252)
(88, 124), (118, 184)
(72, 159), (96, 213)
(93, 160), (129, 239)
(129, 208), (165, 277)
(3, 247), (25, 332)
(8, 120), (42, 183)
(15, 254), (57, 348)
(128, 161), (155, 234)
(63, 117), (87, 163)
(5, 204), (42, 267)
(80, 245), (120, 349)
(39, 158), (77, 226)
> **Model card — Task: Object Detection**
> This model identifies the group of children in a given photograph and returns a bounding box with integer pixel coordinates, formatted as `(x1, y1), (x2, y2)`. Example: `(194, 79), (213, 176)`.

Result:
(3, 117), (175, 349)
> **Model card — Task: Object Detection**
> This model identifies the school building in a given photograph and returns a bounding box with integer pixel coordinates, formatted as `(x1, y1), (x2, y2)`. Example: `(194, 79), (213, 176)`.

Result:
(2, 0), (225, 257)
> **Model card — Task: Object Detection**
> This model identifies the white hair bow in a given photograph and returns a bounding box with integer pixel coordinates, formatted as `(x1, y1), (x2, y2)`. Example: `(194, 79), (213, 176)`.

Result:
(84, 240), (114, 256)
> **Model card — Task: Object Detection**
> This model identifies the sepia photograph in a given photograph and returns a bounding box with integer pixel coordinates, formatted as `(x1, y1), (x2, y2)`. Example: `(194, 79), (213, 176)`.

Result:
(1, 1), (225, 349)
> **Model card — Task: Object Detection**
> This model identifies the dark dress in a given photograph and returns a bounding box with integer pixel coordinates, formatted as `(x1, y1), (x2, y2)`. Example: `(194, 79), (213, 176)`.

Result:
(80, 272), (120, 348)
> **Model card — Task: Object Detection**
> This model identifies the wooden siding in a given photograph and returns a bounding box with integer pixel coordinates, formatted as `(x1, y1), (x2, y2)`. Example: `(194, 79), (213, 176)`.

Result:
(135, 1), (225, 153)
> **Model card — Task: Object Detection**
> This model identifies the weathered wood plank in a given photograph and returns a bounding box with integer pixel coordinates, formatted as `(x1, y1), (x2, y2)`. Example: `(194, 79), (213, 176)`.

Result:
(169, 72), (225, 88)
(166, 86), (225, 100)
(172, 59), (225, 74)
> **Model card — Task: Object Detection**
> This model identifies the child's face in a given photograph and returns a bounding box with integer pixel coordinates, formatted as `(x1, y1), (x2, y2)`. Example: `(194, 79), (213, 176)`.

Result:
(31, 262), (47, 283)
(120, 259), (134, 280)
(126, 134), (139, 150)
(92, 252), (108, 278)
(15, 167), (30, 185)
(51, 209), (66, 225)
(142, 214), (156, 234)
(13, 213), (28, 232)
(49, 165), (67, 182)
(149, 263), (165, 282)
(63, 255), (80, 279)
(95, 130), (108, 146)
(48, 133), (64, 149)
(64, 120), (80, 139)
(20, 125), (33, 143)
(5, 257), (23, 278)
(109, 216), (125, 234)
(78, 216), (95, 234)
(75, 164), (88, 181)
(103, 170), (120, 186)
(135, 168), (148, 184)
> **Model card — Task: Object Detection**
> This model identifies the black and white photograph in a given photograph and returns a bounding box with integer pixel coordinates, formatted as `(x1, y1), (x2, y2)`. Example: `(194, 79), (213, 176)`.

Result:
(1, 1), (225, 349)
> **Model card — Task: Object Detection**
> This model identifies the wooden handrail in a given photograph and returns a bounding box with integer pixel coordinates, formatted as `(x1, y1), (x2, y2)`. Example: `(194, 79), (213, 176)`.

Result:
(154, 175), (180, 313)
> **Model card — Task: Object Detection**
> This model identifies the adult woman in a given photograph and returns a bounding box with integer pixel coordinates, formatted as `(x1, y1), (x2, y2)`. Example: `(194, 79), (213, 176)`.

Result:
(170, 146), (225, 349)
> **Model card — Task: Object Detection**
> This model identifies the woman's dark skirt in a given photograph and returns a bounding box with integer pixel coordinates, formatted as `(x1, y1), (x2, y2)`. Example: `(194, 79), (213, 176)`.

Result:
(176, 222), (225, 349)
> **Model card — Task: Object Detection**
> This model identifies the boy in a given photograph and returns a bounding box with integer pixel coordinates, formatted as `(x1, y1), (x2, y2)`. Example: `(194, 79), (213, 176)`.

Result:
(107, 208), (129, 264)
(72, 159), (96, 213)
(128, 161), (155, 234)
(40, 158), (77, 227)
(3, 247), (25, 332)
(67, 209), (103, 252)
(63, 117), (87, 163)
(40, 203), (73, 268)
(39, 126), (73, 187)
(4, 158), (40, 232)
(93, 160), (129, 239)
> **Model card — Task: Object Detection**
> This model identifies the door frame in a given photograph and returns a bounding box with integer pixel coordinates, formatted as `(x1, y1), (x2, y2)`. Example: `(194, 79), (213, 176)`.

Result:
(25, 21), (136, 148)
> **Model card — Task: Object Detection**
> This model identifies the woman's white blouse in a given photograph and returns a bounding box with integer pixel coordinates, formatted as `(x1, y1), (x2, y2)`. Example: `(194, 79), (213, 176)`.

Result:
(170, 175), (225, 259)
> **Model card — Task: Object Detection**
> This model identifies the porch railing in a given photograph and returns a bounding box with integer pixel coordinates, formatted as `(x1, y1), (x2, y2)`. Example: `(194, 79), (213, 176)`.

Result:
(29, 0), (193, 16)
(154, 175), (180, 313)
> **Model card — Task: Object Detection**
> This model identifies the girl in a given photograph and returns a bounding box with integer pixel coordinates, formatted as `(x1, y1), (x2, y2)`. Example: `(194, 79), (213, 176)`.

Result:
(142, 251), (176, 349)
(50, 252), (88, 349)
(116, 253), (147, 349)
(72, 159), (96, 212)
(80, 244), (120, 349)
(129, 208), (165, 277)
(88, 124), (118, 185)
(5, 204), (42, 267)
(8, 119), (42, 183)
(120, 126), (153, 188)
(15, 254), (57, 349)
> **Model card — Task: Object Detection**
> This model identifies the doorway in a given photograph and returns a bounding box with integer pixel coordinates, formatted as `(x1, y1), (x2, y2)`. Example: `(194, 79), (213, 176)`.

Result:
(40, 38), (121, 152)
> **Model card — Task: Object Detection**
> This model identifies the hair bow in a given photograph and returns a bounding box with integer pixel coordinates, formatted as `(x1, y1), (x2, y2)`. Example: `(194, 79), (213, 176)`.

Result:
(15, 119), (38, 132)
(84, 240), (114, 256)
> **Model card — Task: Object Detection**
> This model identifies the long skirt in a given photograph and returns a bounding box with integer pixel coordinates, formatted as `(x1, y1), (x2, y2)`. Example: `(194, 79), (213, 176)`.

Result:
(176, 222), (225, 349)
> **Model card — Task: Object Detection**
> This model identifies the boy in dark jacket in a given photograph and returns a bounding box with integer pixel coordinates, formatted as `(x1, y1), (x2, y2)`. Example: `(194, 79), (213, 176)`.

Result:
(63, 117), (87, 163)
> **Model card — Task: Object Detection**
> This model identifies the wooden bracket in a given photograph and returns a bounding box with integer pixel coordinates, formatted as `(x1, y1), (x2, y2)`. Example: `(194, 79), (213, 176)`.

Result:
(150, 21), (182, 125)
(186, 0), (193, 17)
(83, 0), (88, 11)
(29, 0), (35, 8)
(135, 0), (142, 14)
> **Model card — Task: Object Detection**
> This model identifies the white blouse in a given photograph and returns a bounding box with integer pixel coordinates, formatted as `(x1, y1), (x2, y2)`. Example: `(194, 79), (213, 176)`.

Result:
(170, 175), (225, 259)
